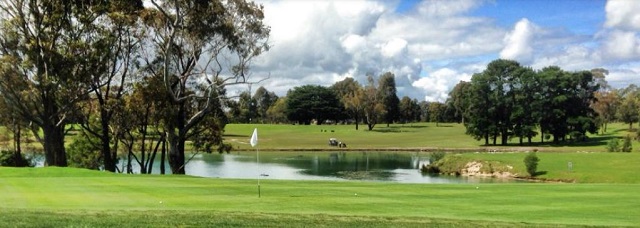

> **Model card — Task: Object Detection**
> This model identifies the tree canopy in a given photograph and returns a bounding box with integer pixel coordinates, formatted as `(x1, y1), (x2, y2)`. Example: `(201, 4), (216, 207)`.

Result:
(285, 85), (344, 125)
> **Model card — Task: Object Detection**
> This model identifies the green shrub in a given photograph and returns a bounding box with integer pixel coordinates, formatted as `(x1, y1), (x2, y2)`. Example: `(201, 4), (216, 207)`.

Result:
(0, 150), (33, 167)
(420, 164), (440, 174)
(606, 138), (620, 152)
(523, 152), (539, 177)
(217, 143), (233, 154)
(622, 136), (632, 152)
(429, 151), (445, 163)
(67, 136), (102, 170)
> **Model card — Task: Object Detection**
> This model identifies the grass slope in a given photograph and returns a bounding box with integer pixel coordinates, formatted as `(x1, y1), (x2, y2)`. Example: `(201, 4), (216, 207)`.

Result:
(1, 167), (639, 227)
(443, 152), (640, 183)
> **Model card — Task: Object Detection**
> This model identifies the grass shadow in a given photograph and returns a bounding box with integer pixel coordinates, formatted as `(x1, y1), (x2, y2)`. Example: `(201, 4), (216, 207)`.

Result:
(477, 135), (619, 148)
(534, 171), (547, 176)
(371, 128), (402, 133)
(224, 134), (249, 137)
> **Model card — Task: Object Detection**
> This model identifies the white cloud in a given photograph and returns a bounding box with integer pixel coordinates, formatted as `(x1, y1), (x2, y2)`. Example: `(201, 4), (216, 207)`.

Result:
(412, 68), (472, 102)
(500, 18), (536, 63)
(248, 0), (507, 101)
(416, 0), (484, 17)
(340, 34), (367, 54)
(605, 0), (640, 30)
(602, 30), (640, 60)
(381, 38), (408, 58)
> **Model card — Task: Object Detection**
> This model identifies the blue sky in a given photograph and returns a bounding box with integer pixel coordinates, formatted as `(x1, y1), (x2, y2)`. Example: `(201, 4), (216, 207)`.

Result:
(471, 0), (605, 34)
(244, 0), (640, 102)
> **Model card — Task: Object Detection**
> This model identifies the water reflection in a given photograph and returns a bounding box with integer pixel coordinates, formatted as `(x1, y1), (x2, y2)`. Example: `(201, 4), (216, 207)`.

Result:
(113, 151), (518, 183)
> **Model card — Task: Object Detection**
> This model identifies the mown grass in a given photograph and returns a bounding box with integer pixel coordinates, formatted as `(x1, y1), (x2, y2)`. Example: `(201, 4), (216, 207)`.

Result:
(1, 167), (639, 227)
(224, 122), (640, 152)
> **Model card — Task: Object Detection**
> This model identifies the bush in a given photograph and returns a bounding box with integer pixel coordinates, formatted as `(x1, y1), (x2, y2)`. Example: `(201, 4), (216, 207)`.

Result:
(67, 136), (102, 170)
(606, 138), (620, 152)
(420, 164), (440, 174)
(0, 150), (33, 167)
(429, 151), (445, 163)
(217, 143), (233, 154)
(523, 152), (539, 177)
(622, 136), (633, 152)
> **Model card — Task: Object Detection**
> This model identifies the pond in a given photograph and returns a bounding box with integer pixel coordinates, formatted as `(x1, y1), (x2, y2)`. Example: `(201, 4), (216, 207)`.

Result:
(112, 151), (518, 183)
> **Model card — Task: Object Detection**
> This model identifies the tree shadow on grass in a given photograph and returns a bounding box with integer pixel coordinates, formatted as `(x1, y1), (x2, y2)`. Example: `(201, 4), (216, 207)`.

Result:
(479, 135), (618, 148)
(371, 128), (402, 133)
(534, 171), (547, 176)
(224, 134), (249, 137)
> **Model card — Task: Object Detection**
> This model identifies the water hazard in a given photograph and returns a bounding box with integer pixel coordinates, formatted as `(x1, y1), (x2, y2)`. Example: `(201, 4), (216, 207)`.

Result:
(113, 151), (518, 183)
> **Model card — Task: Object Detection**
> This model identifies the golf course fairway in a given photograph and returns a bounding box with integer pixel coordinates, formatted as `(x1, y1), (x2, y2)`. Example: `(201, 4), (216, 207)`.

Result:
(1, 167), (638, 227)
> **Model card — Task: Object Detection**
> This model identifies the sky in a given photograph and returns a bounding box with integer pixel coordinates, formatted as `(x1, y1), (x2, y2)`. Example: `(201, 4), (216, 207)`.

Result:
(235, 0), (640, 102)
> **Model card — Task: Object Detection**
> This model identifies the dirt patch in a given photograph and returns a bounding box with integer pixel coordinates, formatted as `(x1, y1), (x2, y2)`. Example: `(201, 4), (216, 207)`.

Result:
(460, 161), (518, 178)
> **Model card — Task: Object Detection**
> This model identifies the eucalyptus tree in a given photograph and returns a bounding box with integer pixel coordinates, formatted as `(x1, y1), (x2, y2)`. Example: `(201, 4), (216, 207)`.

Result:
(592, 90), (619, 133)
(144, 0), (270, 174)
(266, 97), (287, 123)
(0, 94), (30, 165)
(75, 1), (145, 172)
(617, 89), (639, 130)
(0, 0), (119, 166)
(115, 75), (170, 174)
(448, 81), (472, 124)
(398, 96), (419, 124)
(331, 77), (363, 129)
(362, 74), (386, 131)
(378, 72), (400, 127)
(428, 102), (446, 127)
(253, 86), (278, 123)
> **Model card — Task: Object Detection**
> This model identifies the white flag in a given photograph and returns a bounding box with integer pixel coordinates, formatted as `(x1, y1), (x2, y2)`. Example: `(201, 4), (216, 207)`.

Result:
(250, 128), (258, 147)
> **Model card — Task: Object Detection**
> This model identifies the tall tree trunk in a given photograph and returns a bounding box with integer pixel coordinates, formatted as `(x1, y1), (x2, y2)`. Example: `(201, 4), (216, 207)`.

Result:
(484, 133), (489, 145)
(13, 121), (21, 155)
(100, 110), (116, 172)
(501, 129), (508, 145)
(492, 131), (497, 145)
(355, 113), (359, 130)
(42, 123), (67, 167)
(160, 137), (166, 175)
(167, 102), (187, 175)
(167, 131), (186, 174)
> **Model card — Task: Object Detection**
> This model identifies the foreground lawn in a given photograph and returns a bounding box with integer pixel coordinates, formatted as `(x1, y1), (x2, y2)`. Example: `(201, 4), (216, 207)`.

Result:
(1, 167), (639, 227)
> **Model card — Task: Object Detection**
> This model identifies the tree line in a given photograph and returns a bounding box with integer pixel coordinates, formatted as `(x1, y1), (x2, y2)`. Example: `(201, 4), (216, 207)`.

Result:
(230, 72), (461, 130)
(449, 59), (615, 145)
(0, 0), (269, 174)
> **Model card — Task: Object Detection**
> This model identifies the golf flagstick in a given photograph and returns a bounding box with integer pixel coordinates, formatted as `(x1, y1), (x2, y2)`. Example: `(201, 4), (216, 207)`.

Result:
(250, 128), (260, 198)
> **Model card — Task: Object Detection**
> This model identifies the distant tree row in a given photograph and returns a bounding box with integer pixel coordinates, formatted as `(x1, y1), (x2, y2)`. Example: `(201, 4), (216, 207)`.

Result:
(449, 59), (601, 145)
(229, 72), (460, 130)
(593, 83), (640, 132)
